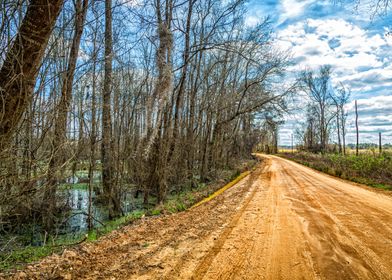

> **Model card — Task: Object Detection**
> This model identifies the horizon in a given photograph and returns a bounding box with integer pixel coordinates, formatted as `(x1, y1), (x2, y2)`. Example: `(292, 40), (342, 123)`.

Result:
(245, 0), (391, 146)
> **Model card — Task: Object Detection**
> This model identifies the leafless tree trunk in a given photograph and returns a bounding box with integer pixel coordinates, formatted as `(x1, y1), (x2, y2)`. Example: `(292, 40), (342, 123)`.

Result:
(44, 0), (89, 230)
(0, 0), (64, 151)
(379, 132), (382, 154)
(87, 4), (100, 229)
(0, 0), (292, 234)
(102, 0), (121, 219)
(336, 112), (342, 154)
(168, 0), (194, 162)
(355, 100), (359, 156)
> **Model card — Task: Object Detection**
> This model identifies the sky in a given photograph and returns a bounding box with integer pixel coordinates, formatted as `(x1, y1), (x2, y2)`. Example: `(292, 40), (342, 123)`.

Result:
(245, 0), (392, 146)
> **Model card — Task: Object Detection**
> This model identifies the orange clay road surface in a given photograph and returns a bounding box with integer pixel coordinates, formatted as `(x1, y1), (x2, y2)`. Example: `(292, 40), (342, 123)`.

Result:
(4, 155), (392, 280)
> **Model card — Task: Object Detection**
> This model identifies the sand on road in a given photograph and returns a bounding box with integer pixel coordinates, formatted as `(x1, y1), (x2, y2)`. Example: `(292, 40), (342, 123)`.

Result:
(5, 155), (392, 280)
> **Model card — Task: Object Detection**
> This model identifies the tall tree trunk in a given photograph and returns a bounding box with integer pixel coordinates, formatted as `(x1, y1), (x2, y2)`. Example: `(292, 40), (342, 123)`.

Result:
(43, 0), (88, 230)
(88, 81), (97, 229)
(320, 106), (326, 153)
(0, 0), (64, 151)
(87, 21), (99, 229)
(102, 0), (121, 219)
(336, 110), (342, 154)
(168, 0), (194, 163)
(72, 88), (86, 176)
(342, 125), (346, 156)
(341, 110), (346, 156)
(379, 132), (382, 155)
(143, 0), (174, 205)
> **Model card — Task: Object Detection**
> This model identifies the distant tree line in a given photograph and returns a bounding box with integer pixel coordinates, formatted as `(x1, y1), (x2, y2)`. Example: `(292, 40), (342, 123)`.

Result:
(347, 143), (392, 149)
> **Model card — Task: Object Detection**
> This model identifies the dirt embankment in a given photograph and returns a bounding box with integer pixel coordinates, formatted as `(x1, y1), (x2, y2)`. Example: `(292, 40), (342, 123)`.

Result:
(3, 155), (392, 280)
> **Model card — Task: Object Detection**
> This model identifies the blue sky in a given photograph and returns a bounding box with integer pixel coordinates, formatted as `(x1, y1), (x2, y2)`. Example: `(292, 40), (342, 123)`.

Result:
(245, 0), (392, 146)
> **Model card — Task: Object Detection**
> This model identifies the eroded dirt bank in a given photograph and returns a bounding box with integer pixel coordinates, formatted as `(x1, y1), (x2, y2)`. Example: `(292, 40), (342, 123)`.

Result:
(3, 155), (392, 280)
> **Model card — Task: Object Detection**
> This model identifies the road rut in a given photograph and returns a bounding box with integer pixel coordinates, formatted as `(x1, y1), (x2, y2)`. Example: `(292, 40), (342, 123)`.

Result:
(5, 155), (392, 279)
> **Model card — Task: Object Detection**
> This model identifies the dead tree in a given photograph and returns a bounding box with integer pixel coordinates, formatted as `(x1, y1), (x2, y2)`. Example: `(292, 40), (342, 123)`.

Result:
(379, 132), (382, 155)
(332, 83), (350, 155)
(338, 84), (350, 155)
(355, 100), (359, 156)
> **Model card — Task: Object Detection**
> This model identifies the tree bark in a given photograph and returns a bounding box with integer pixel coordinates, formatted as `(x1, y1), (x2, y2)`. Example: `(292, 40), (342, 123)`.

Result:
(102, 0), (121, 219)
(379, 132), (382, 155)
(44, 0), (89, 230)
(336, 110), (342, 154)
(168, 0), (194, 162)
(355, 100), (359, 156)
(0, 0), (64, 151)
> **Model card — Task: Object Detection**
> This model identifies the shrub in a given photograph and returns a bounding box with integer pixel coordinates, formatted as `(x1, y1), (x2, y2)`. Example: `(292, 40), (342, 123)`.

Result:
(282, 151), (392, 190)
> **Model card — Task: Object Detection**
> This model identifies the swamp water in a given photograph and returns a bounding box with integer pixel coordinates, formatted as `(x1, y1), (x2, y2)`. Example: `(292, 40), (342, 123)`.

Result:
(1, 173), (145, 249)
(59, 172), (145, 234)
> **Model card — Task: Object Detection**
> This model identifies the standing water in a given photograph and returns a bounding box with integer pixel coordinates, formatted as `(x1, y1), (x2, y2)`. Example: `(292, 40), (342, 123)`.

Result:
(59, 172), (144, 234)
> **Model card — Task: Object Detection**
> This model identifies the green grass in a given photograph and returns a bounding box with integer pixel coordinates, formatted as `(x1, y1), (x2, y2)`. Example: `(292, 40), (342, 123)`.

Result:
(58, 183), (89, 190)
(281, 152), (392, 191)
(0, 245), (56, 270)
(149, 209), (161, 216)
(93, 210), (146, 238)
(0, 232), (88, 271)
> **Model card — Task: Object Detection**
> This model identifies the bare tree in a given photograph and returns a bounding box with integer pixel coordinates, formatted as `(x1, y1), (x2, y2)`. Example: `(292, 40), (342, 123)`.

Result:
(44, 0), (89, 230)
(0, 0), (64, 151)
(355, 100), (359, 156)
(102, 0), (121, 219)
(340, 0), (391, 17)
(332, 83), (350, 155)
(301, 65), (335, 153)
(0, 0), (293, 235)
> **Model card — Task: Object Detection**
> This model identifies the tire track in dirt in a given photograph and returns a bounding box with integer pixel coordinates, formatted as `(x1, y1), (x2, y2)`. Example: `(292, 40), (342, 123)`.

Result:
(280, 164), (377, 279)
(194, 158), (319, 280)
(277, 156), (392, 279)
(190, 167), (264, 280)
(4, 155), (392, 280)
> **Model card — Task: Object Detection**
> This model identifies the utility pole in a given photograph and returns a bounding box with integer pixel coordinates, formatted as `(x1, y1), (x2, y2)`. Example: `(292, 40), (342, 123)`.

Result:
(379, 132), (382, 155)
(355, 100), (359, 156)
(291, 133), (294, 153)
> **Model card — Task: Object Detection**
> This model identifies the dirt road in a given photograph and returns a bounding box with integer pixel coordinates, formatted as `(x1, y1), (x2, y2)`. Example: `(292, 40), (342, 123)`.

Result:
(5, 155), (392, 280)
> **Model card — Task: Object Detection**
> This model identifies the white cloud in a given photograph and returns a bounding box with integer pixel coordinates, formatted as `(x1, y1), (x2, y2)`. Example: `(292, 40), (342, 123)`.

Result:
(346, 95), (392, 113)
(277, 18), (390, 87)
(277, 18), (391, 145)
(344, 96), (392, 143)
(245, 15), (261, 27)
(118, 0), (142, 7)
(337, 68), (392, 88)
(279, 0), (316, 22)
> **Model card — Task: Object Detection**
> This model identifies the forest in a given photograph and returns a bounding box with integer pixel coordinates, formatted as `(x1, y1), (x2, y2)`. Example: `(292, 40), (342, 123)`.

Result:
(0, 0), (292, 254)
